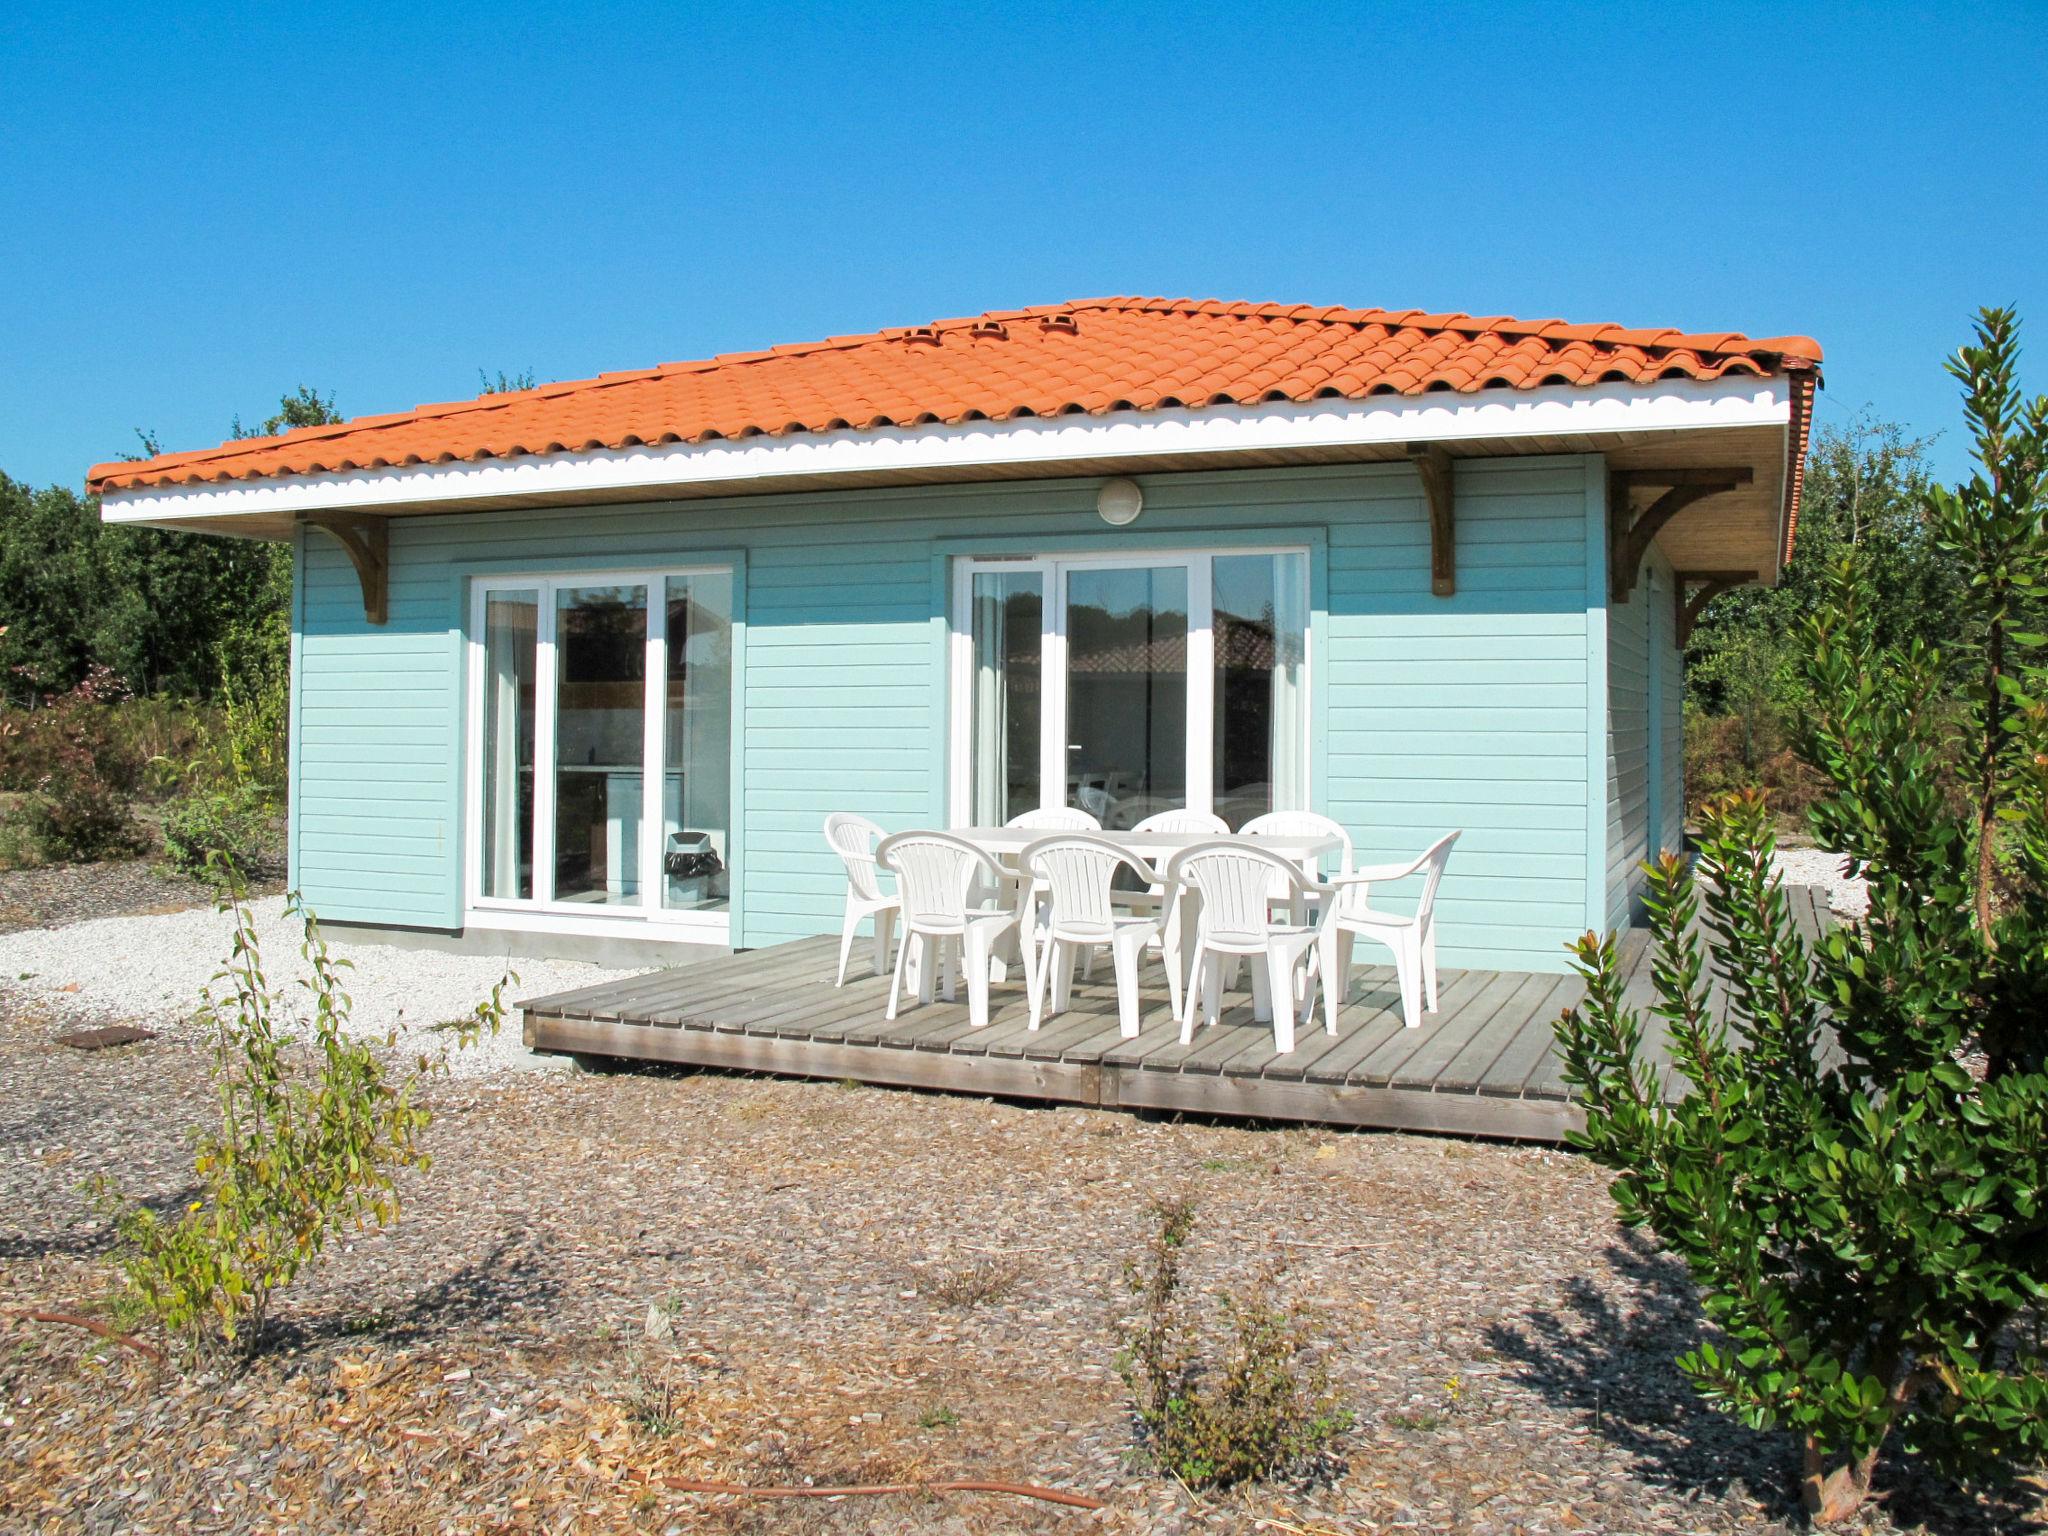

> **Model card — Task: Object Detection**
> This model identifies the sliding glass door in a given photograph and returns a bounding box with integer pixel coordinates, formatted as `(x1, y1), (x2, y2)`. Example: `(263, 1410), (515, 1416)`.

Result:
(469, 568), (733, 931)
(953, 549), (1308, 830)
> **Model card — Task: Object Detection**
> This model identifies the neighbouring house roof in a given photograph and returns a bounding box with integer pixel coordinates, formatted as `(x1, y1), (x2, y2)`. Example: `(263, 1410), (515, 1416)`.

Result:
(87, 297), (1822, 495)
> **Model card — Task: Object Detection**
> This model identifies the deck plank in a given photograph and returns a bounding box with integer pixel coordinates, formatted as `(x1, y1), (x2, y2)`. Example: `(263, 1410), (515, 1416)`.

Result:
(519, 905), (1813, 1144)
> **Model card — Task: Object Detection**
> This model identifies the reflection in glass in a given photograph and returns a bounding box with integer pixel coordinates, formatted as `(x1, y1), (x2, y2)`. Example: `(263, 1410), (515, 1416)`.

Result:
(552, 584), (647, 905)
(480, 590), (537, 899)
(1212, 553), (1307, 829)
(970, 571), (1043, 824)
(1064, 565), (1188, 825)
(662, 573), (734, 911)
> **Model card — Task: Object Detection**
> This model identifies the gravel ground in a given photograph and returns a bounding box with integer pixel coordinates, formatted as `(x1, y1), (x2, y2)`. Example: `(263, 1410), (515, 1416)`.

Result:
(0, 894), (637, 1076)
(2, 1022), (2037, 1535)
(0, 858), (262, 936)
(1772, 847), (1871, 920)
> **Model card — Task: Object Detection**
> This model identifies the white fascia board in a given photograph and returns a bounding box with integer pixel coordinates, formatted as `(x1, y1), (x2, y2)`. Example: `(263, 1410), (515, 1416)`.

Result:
(99, 374), (1791, 526)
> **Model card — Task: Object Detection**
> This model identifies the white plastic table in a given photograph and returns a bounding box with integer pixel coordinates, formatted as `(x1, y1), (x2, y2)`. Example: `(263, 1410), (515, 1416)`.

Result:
(953, 826), (1344, 1021)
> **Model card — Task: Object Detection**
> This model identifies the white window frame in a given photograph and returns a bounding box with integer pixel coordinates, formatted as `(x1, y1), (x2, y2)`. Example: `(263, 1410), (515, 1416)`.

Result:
(464, 565), (734, 939)
(946, 545), (1311, 825)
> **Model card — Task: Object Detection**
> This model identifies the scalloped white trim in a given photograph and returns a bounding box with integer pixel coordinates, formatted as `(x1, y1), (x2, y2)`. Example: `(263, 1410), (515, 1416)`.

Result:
(100, 376), (1790, 525)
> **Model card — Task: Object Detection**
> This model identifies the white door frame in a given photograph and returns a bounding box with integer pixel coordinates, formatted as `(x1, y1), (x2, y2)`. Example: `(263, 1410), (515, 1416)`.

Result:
(947, 545), (1309, 826)
(464, 565), (733, 938)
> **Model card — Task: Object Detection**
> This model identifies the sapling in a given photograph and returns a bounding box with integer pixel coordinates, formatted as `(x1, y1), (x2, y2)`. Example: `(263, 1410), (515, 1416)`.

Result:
(1555, 308), (2048, 1522)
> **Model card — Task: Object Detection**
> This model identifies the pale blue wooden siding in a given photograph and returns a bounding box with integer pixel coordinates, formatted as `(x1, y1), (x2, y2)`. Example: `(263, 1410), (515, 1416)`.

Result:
(289, 456), (1611, 971)
(1652, 554), (1687, 858)
(1600, 549), (1690, 931)
(1323, 459), (1595, 971)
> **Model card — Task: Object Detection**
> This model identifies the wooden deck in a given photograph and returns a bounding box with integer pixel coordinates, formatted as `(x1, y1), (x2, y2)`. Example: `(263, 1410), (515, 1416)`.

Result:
(519, 886), (1829, 1144)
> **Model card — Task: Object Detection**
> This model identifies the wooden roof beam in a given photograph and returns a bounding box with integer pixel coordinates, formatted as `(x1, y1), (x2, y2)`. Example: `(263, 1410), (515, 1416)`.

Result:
(1609, 467), (1753, 602)
(305, 513), (389, 626)
(1407, 442), (1455, 597)
(1674, 567), (1758, 646)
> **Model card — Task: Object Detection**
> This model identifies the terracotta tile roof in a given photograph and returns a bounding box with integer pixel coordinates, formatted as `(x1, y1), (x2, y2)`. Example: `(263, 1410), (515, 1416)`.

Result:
(88, 296), (1823, 494)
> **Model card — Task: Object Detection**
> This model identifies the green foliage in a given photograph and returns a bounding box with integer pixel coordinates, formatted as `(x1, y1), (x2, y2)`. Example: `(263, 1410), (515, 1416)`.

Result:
(479, 368), (536, 394)
(90, 893), (511, 1358)
(1556, 309), (2048, 1524)
(0, 667), (147, 864)
(160, 782), (272, 881)
(1117, 1198), (1350, 1489)
(230, 384), (340, 441)
(0, 384), (336, 704)
(1681, 411), (1973, 808)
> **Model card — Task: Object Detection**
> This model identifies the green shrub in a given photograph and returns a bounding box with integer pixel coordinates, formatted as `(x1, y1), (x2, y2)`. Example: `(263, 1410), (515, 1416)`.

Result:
(90, 894), (511, 1357)
(1557, 309), (2048, 1524)
(215, 610), (289, 800)
(1118, 1198), (1349, 1488)
(161, 782), (272, 880)
(0, 667), (149, 863)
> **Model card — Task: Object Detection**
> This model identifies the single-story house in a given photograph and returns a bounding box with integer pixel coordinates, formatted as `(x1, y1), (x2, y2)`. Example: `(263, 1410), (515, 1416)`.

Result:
(90, 297), (1820, 973)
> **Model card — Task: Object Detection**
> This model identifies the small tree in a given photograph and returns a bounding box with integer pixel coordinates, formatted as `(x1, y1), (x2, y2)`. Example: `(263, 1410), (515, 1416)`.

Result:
(1556, 308), (2048, 1523)
(92, 891), (509, 1356)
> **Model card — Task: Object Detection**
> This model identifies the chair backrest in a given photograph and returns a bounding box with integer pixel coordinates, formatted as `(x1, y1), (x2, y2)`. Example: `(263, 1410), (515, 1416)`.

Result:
(1166, 840), (1320, 946)
(875, 831), (1004, 931)
(823, 812), (887, 901)
(1336, 830), (1463, 922)
(1006, 807), (1102, 832)
(1132, 808), (1230, 836)
(1021, 834), (1157, 936)
(1241, 810), (1354, 875)
(1413, 831), (1460, 922)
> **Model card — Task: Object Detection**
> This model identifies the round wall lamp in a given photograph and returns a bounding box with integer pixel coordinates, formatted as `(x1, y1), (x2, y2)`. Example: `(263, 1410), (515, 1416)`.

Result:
(1096, 476), (1144, 526)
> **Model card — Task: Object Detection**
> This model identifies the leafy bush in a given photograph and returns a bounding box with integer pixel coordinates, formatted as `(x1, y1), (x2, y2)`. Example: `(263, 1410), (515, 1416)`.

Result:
(0, 667), (147, 862)
(215, 609), (289, 801)
(90, 894), (510, 1357)
(161, 782), (272, 880)
(1556, 309), (2048, 1524)
(1118, 1198), (1349, 1488)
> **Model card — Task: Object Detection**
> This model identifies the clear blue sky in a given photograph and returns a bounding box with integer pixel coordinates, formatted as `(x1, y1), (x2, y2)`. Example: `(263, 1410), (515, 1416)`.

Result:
(3, 2), (2043, 491)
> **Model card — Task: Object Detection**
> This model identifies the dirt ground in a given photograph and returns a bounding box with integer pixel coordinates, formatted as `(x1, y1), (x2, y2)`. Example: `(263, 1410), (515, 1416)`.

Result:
(2, 994), (2041, 1534)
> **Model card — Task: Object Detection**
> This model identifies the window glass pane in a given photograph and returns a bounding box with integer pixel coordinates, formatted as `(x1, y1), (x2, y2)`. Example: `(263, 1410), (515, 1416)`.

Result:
(662, 573), (734, 911)
(480, 589), (537, 899)
(969, 570), (1043, 824)
(1065, 565), (1188, 827)
(552, 584), (647, 905)
(1212, 553), (1308, 829)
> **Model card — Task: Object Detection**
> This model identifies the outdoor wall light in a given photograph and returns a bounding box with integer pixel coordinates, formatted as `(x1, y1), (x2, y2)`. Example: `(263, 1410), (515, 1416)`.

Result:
(1096, 476), (1144, 526)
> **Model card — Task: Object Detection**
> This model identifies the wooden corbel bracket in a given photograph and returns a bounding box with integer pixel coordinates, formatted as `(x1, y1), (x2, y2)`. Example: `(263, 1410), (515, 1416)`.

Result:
(1674, 568), (1757, 646)
(1609, 467), (1753, 602)
(305, 514), (390, 625)
(1406, 442), (1456, 597)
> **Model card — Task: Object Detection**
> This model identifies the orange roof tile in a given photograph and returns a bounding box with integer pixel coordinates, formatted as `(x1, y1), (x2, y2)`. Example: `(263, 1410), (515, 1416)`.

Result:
(88, 296), (1823, 494)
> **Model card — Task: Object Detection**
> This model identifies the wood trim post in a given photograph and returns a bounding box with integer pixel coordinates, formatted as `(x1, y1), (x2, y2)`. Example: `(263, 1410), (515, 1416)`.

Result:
(1674, 568), (1757, 646)
(1608, 468), (1753, 602)
(304, 514), (389, 625)
(1407, 443), (1455, 597)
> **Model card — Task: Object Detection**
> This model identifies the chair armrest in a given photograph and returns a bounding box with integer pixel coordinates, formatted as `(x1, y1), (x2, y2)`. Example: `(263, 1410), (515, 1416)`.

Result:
(1332, 858), (1426, 885)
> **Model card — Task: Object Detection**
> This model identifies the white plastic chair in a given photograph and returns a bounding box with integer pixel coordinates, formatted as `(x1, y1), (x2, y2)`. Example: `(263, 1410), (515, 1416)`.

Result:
(1021, 834), (1168, 1037)
(1004, 806), (1103, 977)
(823, 813), (899, 986)
(1317, 832), (1460, 1031)
(1132, 808), (1230, 836)
(1117, 808), (1229, 966)
(1242, 810), (1354, 898)
(1165, 840), (1334, 1054)
(875, 831), (1022, 1029)
(1005, 807), (1103, 832)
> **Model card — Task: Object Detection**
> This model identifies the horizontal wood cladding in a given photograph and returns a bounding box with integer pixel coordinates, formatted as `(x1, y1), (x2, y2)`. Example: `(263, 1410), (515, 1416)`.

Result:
(290, 457), (1600, 967)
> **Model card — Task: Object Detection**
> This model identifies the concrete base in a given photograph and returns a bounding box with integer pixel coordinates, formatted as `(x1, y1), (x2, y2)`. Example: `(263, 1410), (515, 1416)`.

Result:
(320, 919), (731, 969)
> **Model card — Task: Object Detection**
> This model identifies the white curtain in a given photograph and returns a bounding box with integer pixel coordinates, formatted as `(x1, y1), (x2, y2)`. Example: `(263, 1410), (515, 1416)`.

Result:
(970, 577), (1011, 825)
(1268, 553), (1307, 813)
